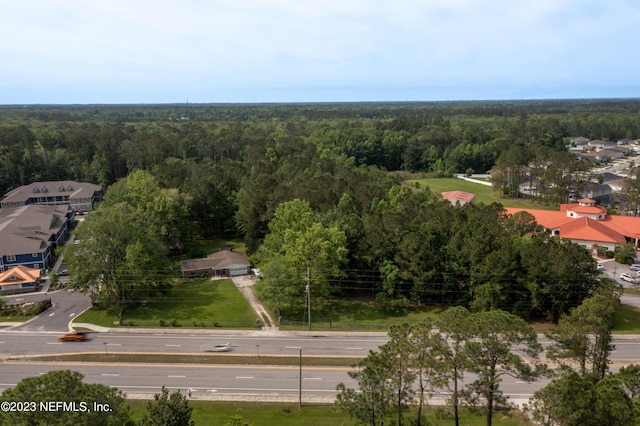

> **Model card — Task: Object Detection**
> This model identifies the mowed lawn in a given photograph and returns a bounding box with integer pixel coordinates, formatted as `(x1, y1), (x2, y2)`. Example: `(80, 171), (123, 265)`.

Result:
(76, 278), (257, 329)
(125, 400), (533, 426)
(409, 177), (559, 210)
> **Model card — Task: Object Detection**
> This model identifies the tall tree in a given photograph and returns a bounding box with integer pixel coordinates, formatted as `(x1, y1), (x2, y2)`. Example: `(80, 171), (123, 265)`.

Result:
(409, 319), (452, 426)
(257, 199), (347, 316)
(527, 372), (598, 426)
(336, 350), (397, 426)
(463, 309), (543, 426)
(380, 324), (416, 426)
(0, 370), (132, 426)
(546, 289), (618, 380)
(139, 386), (194, 426)
(66, 202), (170, 324)
(528, 371), (638, 426)
(435, 306), (471, 426)
(521, 235), (601, 322)
(105, 169), (191, 245)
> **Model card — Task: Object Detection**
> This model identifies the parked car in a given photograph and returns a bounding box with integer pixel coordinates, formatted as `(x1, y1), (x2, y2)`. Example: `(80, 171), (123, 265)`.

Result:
(597, 264), (605, 270)
(58, 331), (87, 342)
(630, 264), (640, 271)
(620, 273), (636, 283)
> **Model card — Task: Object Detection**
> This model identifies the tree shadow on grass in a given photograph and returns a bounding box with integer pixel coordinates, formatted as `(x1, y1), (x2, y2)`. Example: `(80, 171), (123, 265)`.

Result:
(314, 300), (448, 324)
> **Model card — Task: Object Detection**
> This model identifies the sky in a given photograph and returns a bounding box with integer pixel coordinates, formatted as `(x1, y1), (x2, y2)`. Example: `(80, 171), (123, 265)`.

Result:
(2, 0), (640, 104)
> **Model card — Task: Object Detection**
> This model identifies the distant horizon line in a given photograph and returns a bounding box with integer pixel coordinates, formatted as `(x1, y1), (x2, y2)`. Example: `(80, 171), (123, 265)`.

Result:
(2, 96), (640, 107)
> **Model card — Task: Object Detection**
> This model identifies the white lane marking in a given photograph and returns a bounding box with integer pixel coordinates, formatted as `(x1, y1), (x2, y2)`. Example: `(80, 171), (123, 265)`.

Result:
(165, 344), (181, 347)
(346, 347), (363, 350)
(47, 342), (62, 345)
(236, 376), (254, 379)
(168, 375), (186, 378)
(303, 377), (322, 380)
(102, 374), (120, 377)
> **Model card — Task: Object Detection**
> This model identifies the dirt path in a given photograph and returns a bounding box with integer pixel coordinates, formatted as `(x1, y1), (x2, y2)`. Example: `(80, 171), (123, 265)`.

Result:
(231, 276), (276, 329)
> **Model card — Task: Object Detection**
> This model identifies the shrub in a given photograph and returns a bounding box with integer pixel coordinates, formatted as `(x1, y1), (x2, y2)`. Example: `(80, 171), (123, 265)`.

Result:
(159, 319), (166, 327)
(171, 319), (179, 327)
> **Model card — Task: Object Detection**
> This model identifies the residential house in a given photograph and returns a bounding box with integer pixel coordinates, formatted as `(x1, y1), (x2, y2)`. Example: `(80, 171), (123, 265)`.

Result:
(0, 265), (42, 294)
(506, 198), (640, 252)
(578, 150), (625, 163)
(180, 249), (252, 278)
(441, 191), (476, 205)
(597, 172), (624, 183)
(1, 180), (102, 213)
(570, 136), (590, 148)
(568, 183), (612, 206)
(0, 204), (73, 272)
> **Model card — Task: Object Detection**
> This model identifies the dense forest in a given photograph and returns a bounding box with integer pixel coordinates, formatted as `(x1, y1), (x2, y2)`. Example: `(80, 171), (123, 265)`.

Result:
(2, 99), (639, 320)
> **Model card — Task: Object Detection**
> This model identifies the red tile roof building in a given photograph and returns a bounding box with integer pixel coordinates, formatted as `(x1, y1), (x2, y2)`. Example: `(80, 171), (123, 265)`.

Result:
(506, 199), (640, 251)
(441, 191), (476, 205)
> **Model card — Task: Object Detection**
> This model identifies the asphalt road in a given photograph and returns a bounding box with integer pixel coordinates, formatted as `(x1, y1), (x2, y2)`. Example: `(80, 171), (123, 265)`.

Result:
(0, 331), (387, 357)
(0, 361), (353, 402)
(6, 289), (92, 333)
(2, 347), (639, 405)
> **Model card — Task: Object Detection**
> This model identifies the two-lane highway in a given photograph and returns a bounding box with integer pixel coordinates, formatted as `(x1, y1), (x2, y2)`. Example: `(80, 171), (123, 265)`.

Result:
(0, 331), (387, 358)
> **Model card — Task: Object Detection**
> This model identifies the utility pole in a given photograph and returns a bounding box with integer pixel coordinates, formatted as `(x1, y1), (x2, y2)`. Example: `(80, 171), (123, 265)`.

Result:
(306, 268), (311, 330)
(299, 348), (302, 411)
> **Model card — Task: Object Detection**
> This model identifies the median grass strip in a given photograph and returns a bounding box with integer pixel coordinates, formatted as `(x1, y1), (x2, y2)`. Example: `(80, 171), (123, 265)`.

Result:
(8, 353), (359, 367)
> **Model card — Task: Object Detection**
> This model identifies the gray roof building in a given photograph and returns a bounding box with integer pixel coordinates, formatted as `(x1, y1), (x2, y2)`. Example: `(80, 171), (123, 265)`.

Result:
(0, 204), (73, 271)
(1, 180), (102, 212)
(181, 250), (252, 278)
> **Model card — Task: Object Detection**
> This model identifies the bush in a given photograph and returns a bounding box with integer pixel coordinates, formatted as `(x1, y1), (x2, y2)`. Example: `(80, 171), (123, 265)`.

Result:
(159, 319), (166, 327)
(1, 300), (51, 316)
(171, 319), (179, 327)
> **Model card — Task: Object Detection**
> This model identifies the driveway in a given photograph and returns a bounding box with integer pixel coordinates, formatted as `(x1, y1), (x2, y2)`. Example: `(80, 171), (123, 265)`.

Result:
(231, 276), (276, 330)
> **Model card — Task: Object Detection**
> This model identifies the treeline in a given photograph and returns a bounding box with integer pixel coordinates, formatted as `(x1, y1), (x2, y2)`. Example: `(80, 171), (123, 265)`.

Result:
(258, 190), (601, 322)
(3, 100), (640, 199)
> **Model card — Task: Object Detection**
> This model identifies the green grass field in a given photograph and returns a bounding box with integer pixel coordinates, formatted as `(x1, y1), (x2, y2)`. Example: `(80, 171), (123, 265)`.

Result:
(409, 177), (558, 210)
(614, 303), (640, 333)
(277, 298), (448, 331)
(125, 400), (532, 426)
(76, 278), (257, 329)
(0, 314), (31, 325)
